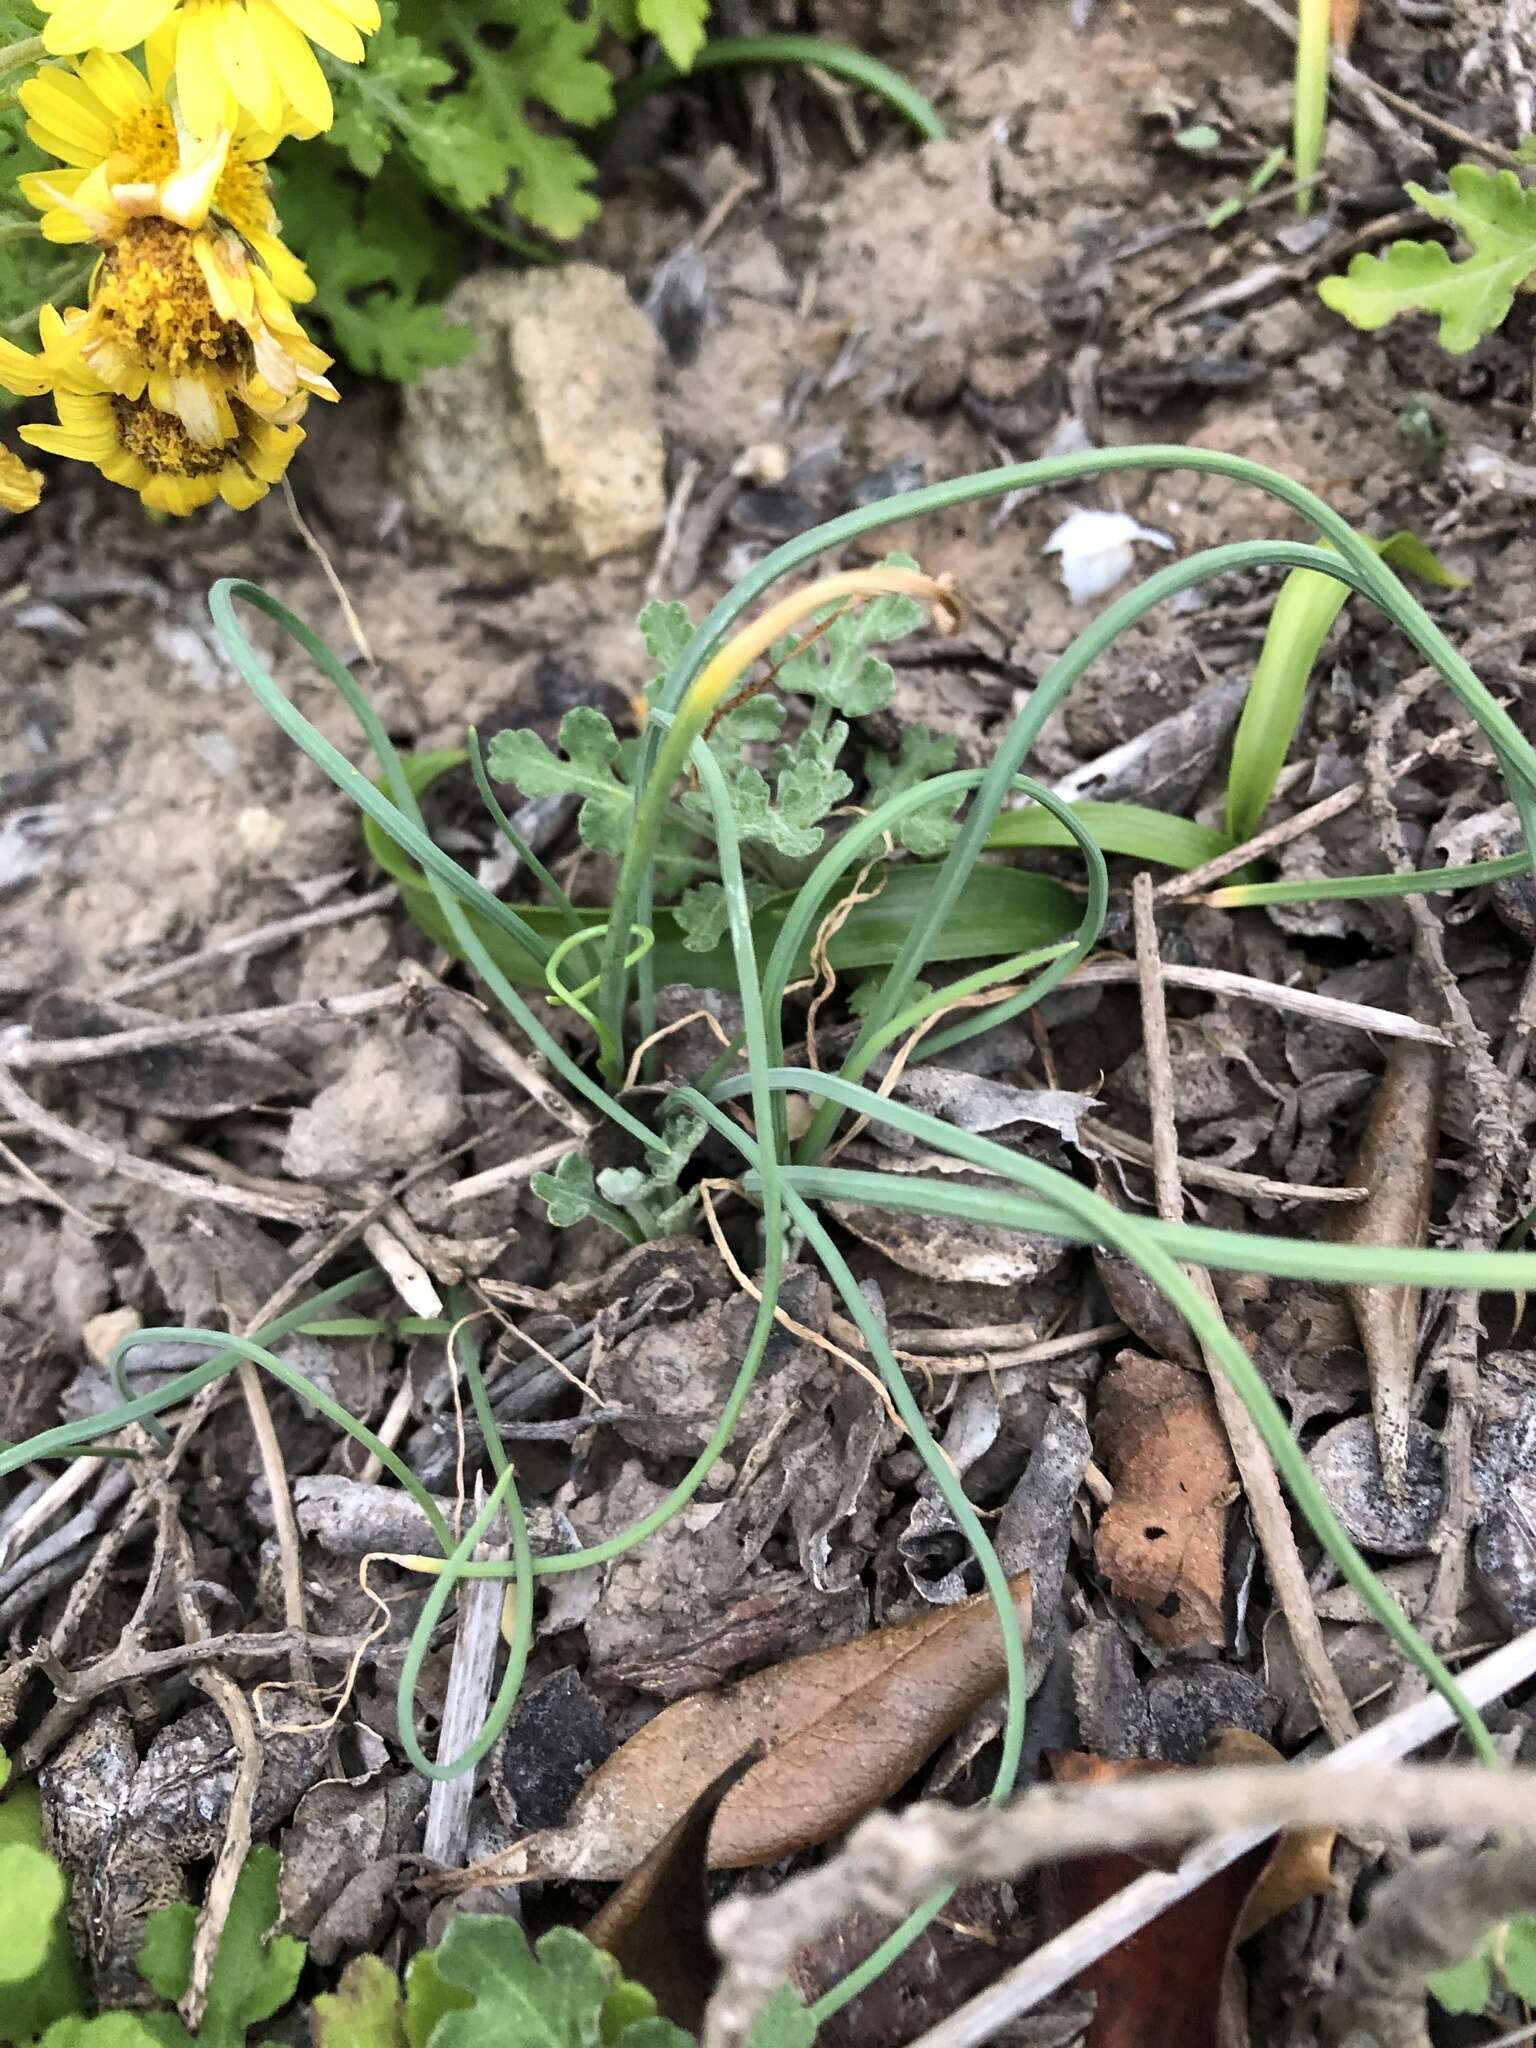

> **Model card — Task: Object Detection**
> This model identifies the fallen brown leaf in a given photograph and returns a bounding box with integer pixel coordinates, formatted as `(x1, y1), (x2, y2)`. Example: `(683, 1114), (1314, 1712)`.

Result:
(1041, 1752), (1264, 2048)
(1043, 1738), (1335, 2048)
(1329, 1042), (1443, 1496)
(1092, 1353), (1236, 1650)
(1202, 1730), (1335, 1940)
(1331, 0), (1362, 51)
(585, 1752), (760, 2032)
(440, 1572), (1032, 1886)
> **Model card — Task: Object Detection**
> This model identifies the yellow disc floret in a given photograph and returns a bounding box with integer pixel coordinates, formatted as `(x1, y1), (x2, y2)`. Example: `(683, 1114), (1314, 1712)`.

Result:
(19, 42), (314, 303)
(20, 383), (304, 514)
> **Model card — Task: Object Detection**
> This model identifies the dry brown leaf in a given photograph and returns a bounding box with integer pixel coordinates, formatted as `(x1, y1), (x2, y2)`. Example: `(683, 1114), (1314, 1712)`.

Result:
(1041, 1752), (1265, 2048)
(1202, 1730), (1336, 1940)
(445, 1573), (1032, 1886)
(585, 1752), (760, 2032)
(1331, 0), (1362, 51)
(1042, 1738), (1335, 2048)
(1329, 1042), (1443, 1496)
(1092, 1353), (1236, 1650)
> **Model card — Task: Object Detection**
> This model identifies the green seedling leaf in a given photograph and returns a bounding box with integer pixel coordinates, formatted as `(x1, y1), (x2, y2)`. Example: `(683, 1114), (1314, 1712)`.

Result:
(39, 2019), (189, 2048)
(1319, 164), (1536, 351)
(1174, 123), (1220, 151)
(365, 752), (1080, 994)
(686, 724), (853, 860)
(311, 1957), (407, 2048)
(771, 553), (926, 717)
(489, 708), (635, 858)
(427, 1918), (691, 2048)
(138, 1847), (304, 2048)
(403, 1954), (470, 2048)
(742, 1990), (817, 2048)
(1429, 1936), (1494, 2014)
(533, 1150), (602, 1228)
(1429, 1913), (1536, 2016)
(0, 1840), (84, 2046)
(866, 727), (962, 856)
(1501, 1915), (1536, 2001)
(1225, 529), (1464, 842)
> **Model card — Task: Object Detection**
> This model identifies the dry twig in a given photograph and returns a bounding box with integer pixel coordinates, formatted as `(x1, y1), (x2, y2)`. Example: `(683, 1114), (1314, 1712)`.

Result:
(1130, 876), (1356, 1747)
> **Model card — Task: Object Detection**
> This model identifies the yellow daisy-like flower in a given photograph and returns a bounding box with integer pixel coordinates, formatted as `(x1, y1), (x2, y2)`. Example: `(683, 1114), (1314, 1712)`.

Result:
(20, 36), (313, 305)
(20, 382), (303, 514)
(0, 445), (43, 514)
(35, 0), (380, 138)
(23, 130), (335, 448)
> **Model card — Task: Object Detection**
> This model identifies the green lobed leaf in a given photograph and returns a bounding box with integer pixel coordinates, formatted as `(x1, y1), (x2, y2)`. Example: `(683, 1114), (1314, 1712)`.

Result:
(771, 554), (925, 717)
(403, 1953), (471, 2048)
(638, 0), (710, 69)
(428, 1918), (691, 2048)
(684, 724), (853, 860)
(866, 726), (961, 856)
(269, 156), (472, 382)
(1319, 164), (1536, 352)
(533, 1149), (601, 1228)
(676, 877), (774, 952)
(489, 709), (634, 857)
(138, 1848), (304, 2048)
(311, 1957), (407, 2048)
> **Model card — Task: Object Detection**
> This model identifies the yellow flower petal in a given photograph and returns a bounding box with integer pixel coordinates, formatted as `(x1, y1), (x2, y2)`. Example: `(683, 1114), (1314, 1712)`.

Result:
(175, 3), (238, 138)
(40, 0), (178, 55)
(0, 446), (43, 514)
(246, 0), (333, 132)
(270, 0), (362, 64)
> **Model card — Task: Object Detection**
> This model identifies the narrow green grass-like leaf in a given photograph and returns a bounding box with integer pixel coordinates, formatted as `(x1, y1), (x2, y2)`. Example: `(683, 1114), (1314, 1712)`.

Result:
(611, 34), (946, 141)
(985, 799), (1235, 869)
(1225, 531), (1465, 842)
(1293, 0), (1330, 219)
(1208, 847), (1530, 907)
(363, 753), (1079, 990)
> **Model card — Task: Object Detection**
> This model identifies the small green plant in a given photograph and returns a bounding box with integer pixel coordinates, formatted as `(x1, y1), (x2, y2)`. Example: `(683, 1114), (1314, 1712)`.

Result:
(10, 445), (1536, 2039)
(0, 1832), (810, 2048)
(1321, 163), (1536, 352)
(1429, 1915), (1536, 2017)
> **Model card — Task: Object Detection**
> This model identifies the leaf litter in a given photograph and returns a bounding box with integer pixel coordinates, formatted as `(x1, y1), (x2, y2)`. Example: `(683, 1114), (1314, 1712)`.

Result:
(11, 1), (1536, 2045)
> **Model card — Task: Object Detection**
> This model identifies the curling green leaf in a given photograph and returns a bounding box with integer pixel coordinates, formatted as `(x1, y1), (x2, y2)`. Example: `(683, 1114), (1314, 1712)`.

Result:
(1319, 164), (1536, 352)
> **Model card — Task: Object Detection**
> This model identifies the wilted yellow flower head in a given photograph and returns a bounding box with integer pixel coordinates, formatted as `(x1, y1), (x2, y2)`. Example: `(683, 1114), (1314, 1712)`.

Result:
(34, 0), (380, 137)
(21, 382), (305, 514)
(0, 444), (43, 514)
(20, 37), (313, 304)
(22, 113), (335, 450)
